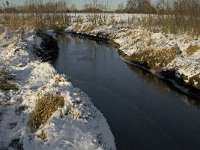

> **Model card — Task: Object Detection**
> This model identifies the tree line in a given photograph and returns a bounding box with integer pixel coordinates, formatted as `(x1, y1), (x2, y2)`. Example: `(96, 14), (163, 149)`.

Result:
(0, 0), (109, 13)
(0, 0), (69, 13)
(0, 0), (200, 34)
(117, 0), (200, 15)
(1, 0), (200, 15)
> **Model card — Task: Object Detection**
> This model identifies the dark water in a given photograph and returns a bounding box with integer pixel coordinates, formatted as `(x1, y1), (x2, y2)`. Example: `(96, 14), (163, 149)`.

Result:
(54, 34), (200, 150)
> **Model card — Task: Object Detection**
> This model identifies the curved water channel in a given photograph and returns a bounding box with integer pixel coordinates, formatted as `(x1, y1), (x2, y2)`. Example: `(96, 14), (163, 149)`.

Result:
(54, 33), (200, 150)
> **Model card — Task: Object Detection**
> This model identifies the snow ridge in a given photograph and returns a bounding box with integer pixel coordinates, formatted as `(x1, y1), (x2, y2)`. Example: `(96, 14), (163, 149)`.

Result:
(0, 29), (116, 150)
(65, 13), (200, 91)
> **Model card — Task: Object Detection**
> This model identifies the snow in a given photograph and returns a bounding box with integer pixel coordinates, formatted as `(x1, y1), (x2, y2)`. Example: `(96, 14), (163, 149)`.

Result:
(65, 13), (200, 88)
(0, 29), (116, 150)
(1, 13), (200, 149)
(26, 35), (42, 49)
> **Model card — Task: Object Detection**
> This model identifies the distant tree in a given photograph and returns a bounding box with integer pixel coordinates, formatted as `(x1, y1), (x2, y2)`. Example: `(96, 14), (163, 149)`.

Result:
(6, 1), (9, 7)
(83, 0), (108, 12)
(140, 0), (156, 14)
(125, 0), (155, 13)
(2, 1), (17, 13)
(0, 6), (3, 13)
(155, 0), (200, 15)
(4, 7), (18, 13)
(69, 4), (77, 12)
(56, 0), (69, 13)
(156, 0), (168, 14)
(116, 2), (125, 13)
(126, 0), (138, 13)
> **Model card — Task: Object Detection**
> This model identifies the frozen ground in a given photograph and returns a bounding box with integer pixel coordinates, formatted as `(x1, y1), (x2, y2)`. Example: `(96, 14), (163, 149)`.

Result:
(65, 13), (200, 90)
(0, 28), (116, 150)
(1, 13), (200, 149)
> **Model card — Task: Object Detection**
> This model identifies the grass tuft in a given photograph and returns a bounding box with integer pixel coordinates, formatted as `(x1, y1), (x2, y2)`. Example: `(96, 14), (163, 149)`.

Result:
(67, 107), (81, 119)
(37, 130), (48, 142)
(126, 47), (180, 72)
(28, 93), (64, 132)
(54, 76), (65, 84)
(186, 45), (200, 55)
(0, 67), (18, 91)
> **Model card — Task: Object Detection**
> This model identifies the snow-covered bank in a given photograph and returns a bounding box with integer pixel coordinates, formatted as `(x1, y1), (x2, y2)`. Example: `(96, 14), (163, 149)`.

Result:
(65, 13), (200, 93)
(0, 29), (116, 150)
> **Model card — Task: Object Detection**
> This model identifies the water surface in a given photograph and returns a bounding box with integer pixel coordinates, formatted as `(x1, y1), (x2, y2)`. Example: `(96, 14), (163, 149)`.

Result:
(54, 34), (200, 150)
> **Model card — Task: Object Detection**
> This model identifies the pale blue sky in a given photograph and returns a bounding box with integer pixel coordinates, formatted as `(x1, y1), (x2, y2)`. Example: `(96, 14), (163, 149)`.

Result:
(1, 0), (126, 9)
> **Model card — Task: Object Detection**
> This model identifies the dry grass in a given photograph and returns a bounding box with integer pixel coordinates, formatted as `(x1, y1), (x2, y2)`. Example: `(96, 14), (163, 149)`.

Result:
(1, 10), (69, 31)
(54, 76), (65, 84)
(187, 73), (200, 89)
(74, 23), (82, 31)
(37, 130), (48, 142)
(67, 107), (81, 119)
(126, 47), (180, 72)
(0, 25), (4, 34)
(1, 0), (69, 31)
(186, 45), (200, 55)
(125, 31), (133, 37)
(141, 14), (200, 36)
(82, 24), (96, 32)
(0, 68), (18, 91)
(28, 93), (64, 132)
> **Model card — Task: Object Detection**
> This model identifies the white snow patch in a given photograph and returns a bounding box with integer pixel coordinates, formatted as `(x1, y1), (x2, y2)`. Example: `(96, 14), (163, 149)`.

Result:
(65, 13), (200, 87)
(0, 30), (116, 150)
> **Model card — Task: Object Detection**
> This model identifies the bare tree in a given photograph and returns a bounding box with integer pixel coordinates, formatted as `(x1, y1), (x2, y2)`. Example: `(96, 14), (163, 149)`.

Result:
(69, 4), (77, 12)
(83, 0), (107, 12)
(0, 6), (3, 13)
(125, 0), (155, 13)
(116, 3), (125, 13)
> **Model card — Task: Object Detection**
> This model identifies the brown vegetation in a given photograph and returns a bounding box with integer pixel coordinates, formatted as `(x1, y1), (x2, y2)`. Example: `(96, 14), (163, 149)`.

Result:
(0, 0), (200, 35)
(126, 47), (181, 72)
(67, 107), (81, 119)
(0, 67), (18, 91)
(28, 93), (64, 132)
(37, 130), (48, 141)
(0, 0), (70, 30)
(187, 73), (200, 89)
(186, 45), (200, 55)
(117, 0), (200, 35)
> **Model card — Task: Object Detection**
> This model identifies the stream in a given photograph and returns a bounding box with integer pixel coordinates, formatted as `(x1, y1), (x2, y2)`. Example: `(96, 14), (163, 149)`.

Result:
(54, 33), (200, 150)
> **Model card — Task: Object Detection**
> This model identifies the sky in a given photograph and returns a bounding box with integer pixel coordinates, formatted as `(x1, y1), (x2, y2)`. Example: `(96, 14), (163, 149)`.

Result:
(1, 0), (125, 9)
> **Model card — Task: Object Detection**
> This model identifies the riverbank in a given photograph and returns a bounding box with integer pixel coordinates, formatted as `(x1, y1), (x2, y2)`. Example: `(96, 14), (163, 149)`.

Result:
(54, 33), (200, 150)
(65, 14), (200, 97)
(0, 28), (116, 150)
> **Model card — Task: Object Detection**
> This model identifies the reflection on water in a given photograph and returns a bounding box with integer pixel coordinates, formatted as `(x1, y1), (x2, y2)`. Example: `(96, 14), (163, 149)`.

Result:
(57, 33), (69, 46)
(126, 64), (200, 109)
(57, 33), (200, 109)
(54, 33), (200, 150)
